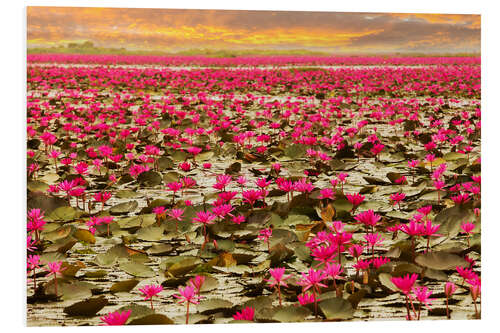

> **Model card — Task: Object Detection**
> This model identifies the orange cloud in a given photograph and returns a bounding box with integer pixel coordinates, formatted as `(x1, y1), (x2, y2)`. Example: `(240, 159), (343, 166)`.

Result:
(27, 7), (480, 53)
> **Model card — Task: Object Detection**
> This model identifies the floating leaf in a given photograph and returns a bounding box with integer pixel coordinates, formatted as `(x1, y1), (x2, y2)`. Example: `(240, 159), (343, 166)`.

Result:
(378, 273), (398, 292)
(27, 180), (49, 193)
(135, 226), (164, 242)
(28, 192), (69, 214)
(119, 261), (155, 278)
(128, 314), (174, 325)
(272, 305), (310, 322)
(157, 156), (174, 170)
(46, 206), (82, 222)
(63, 296), (108, 317)
(110, 201), (139, 214)
(45, 280), (93, 301)
(284, 144), (306, 159)
(137, 170), (163, 186)
(167, 258), (200, 277)
(110, 279), (140, 293)
(84, 270), (108, 278)
(73, 229), (96, 244)
(116, 190), (138, 199)
(197, 151), (214, 161)
(415, 251), (468, 270)
(147, 243), (173, 255)
(117, 303), (154, 321)
(319, 297), (354, 320)
(197, 298), (233, 314)
(43, 225), (74, 242)
(216, 252), (237, 267)
(118, 214), (156, 229)
(283, 214), (310, 226)
(434, 204), (475, 240)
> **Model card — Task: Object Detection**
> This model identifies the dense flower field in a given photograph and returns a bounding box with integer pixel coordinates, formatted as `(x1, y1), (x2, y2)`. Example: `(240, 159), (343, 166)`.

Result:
(27, 54), (481, 67)
(26, 55), (480, 326)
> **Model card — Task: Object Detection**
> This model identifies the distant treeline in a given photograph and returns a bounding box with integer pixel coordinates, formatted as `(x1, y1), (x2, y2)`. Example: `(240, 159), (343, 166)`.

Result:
(27, 41), (480, 58)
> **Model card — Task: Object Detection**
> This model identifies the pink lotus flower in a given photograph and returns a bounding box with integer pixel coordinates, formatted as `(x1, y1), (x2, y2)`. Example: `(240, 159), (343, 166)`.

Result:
(242, 189), (262, 209)
(451, 193), (471, 205)
(412, 286), (434, 314)
(372, 256), (391, 269)
(27, 235), (36, 252)
(346, 193), (365, 212)
(212, 203), (234, 219)
(391, 273), (418, 295)
(139, 284), (163, 310)
(213, 174), (232, 191)
(348, 244), (364, 259)
(231, 215), (245, 224)
(152, 206), (166, 216)
(294, 178), (314, 194)
(390, 192), (406, 208)
(45, 261), (66, 296)
(298, 293), (318, 306)
(174, 285), (201, 324)
(265, 267), (292, 306)
(236, 176), (247, 186)
(233, 307), (254, 321)
(353, 259), (372, 272)
(187, 275), (206, 295)
(460, 221), (475, 234)
(297, 268), (328, 293)
(100, 310), (131, 326)
(354, 210), (381, 229)
(192, 210), (216, 245)
(417, 205), (433, 216)
(444, 282), (457, 297)
(319, 188), (335, 200)
(179, 161), (191, 172)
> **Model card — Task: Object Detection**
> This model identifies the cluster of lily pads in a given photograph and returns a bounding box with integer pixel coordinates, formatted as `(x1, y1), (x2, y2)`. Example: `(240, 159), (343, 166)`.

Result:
(27, 55), (480, 326)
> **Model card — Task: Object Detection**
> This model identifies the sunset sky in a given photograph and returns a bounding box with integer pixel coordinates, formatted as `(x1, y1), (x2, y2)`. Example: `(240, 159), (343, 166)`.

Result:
(27, 7), (481, 54)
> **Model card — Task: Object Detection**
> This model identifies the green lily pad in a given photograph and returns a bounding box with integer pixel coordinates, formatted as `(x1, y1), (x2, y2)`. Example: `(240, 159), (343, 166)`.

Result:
(119, 261), (155, 278)
(27, 180), (49, 193)
(110, 201), (139, 214)
(73, 229), (96, 244)
(434, 204), (475, 240)
(45, 280), (94, 301)
(378, 273), (398, 292)
(43, 224), (74, 242)
(137, 170), (163, 186)
(157, 156), (174, 170)
(135, 226), (164, 242)
(415, 251), (468, 270)
(147, 243), (173, 255)
(118, 214), (156, 229)
(319, 297), (354, 320)
(116, 190), (138, 199)
(272, 305), (310, 322)
(63, 296), (108, 317)
(84, 270), (108, 278)
(46, 206), (82, 222)
(197, 298), (233, 314)
(167, 258), (200, 277)
(110, 279), (140, 293)
(117, 303), (153, 321)
(128, 314), (174, 325)
(283, 214), (310, 226)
